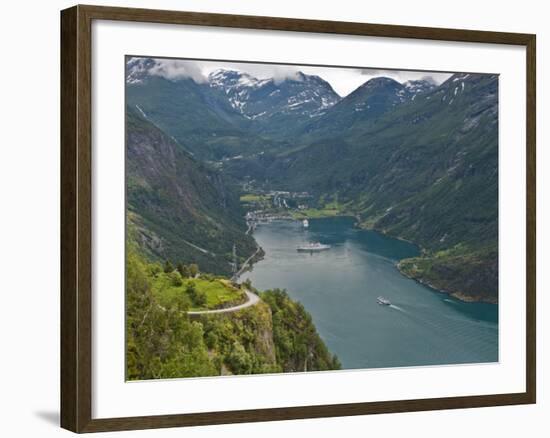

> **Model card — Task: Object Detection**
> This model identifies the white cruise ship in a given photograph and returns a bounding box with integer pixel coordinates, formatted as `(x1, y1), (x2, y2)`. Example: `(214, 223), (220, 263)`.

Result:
(296, 242), (331, 252)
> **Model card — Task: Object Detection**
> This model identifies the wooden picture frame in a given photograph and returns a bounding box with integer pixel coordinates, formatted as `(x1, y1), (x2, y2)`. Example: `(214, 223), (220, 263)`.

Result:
(60, 4), (536, 433)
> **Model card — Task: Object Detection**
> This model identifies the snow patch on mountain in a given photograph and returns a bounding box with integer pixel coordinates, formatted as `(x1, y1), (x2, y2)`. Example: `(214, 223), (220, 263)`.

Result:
(208, 69), (340, 121)
(403, 79), (437, 98)
(126, 57), (207, 84)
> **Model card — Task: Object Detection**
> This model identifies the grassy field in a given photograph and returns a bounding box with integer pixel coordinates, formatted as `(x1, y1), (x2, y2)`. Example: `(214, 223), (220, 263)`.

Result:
(239, 193), (274, 211)
(240, 194), (268, 202)
(291, 199), (348, 219)
(240, 191), (350, 220)
(151, 274), (246, 311)
(291, 208), (342, 219)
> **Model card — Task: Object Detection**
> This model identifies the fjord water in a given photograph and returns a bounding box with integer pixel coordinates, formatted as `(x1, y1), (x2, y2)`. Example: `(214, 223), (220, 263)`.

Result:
(241, 217), (498, 369)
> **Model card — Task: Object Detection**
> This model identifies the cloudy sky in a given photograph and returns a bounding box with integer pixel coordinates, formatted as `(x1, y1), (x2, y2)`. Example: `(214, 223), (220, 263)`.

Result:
(135, 57), (454, 97)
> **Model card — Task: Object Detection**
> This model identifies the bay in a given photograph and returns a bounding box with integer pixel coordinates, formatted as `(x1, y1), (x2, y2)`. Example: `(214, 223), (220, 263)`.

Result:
(241, 217), (498, 369)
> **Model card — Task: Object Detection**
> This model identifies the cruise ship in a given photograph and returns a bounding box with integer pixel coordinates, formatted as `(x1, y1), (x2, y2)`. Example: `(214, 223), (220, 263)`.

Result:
(296, 242), (331, 252)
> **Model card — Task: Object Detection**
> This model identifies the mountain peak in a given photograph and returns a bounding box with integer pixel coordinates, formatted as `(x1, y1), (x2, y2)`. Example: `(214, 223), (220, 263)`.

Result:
(403, 79), (437, 97)
(209, 69), (263, 89)
(126, 57), (208, 84)
(208, 68), (340, 121)
(362, 76), (402, 89)
(126, 57), (156, 84)
(209, 68), (240, 78)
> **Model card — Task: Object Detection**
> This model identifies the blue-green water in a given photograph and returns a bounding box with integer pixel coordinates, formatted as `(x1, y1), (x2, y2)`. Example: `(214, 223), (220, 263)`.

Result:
(242, 217), (498, 369)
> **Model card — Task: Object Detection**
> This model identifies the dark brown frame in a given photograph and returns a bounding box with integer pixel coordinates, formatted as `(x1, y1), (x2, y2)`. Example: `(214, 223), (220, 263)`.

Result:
(61, 4), (536, 433)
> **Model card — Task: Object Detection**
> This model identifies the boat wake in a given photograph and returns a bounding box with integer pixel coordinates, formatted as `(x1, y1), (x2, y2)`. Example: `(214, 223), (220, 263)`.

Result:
(389, 304), (407, 313)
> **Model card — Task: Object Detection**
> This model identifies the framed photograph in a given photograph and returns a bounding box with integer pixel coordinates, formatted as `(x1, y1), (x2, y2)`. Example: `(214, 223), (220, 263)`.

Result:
(60, 5), (536, 433)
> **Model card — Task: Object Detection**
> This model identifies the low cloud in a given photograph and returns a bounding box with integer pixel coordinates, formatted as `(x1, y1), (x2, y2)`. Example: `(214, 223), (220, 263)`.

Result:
(271, 67), (302, 84)
(358, 68), (451, 85)
(130, 58), (302, 85)
(127, 57), (453, 95)
(148, 59), (207, 83)
(359, 68), (397, 77)
(208, 62), (303, 84)
(419, 75), (438, 85)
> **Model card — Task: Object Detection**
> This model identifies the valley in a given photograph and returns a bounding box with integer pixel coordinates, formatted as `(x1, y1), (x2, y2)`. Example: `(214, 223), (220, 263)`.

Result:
(125, 56), (499, 378)
(126, 60), (498, 302)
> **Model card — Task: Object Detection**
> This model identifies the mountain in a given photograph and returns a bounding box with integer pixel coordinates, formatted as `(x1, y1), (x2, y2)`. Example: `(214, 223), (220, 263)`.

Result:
(126, 58), (499, 302)
(126, 105), (256, 275)
(258, 73), (499, 302)
(300, 77), (434, 138)
(126, 58), (341, 160)
(403, 78), (437, 97)
(208, 69), (340, 135)
(126, 59), (281, 161)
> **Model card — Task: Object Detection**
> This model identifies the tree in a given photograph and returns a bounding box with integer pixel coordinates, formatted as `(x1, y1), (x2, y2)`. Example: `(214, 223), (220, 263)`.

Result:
(163, 260), (174, 273)
(185, 281), (197, 298)
(149, 262), (162, 277)
(227, 341), (253, 374)
(185, 281), (206, 307)
(205, 331), (218, 349)
(194, 289), (207, 307)
(177, 263), (190, 278)
(169, 270), (183, 287)
(188, 263), (199, 278)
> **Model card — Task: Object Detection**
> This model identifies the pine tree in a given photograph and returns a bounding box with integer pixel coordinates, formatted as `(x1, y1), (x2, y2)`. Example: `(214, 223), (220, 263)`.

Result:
(163, 260), (174, 273)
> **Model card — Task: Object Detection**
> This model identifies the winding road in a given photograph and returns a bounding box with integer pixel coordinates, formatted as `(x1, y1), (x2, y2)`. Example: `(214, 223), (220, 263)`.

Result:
(187, 290), (260, 315)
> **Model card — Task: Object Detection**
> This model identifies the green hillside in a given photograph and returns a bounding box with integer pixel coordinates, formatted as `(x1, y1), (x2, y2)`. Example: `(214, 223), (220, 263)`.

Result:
(126, 245), (340, 380)
(126, 75), (286, 160)
(126, 106), (256, 275)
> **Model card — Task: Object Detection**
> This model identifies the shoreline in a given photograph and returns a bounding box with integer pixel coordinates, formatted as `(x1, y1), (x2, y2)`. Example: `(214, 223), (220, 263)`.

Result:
(396, 261), (498, 305)
(247, 214), (497, 305)
(233, 245), (265, 281)
(351, 215), (497, 305)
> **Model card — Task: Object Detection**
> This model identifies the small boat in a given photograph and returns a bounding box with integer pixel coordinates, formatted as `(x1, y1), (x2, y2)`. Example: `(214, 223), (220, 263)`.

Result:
(302, 219), (309, 228)
(377, 296), (391, 306)
(297, 242), (331, 252)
